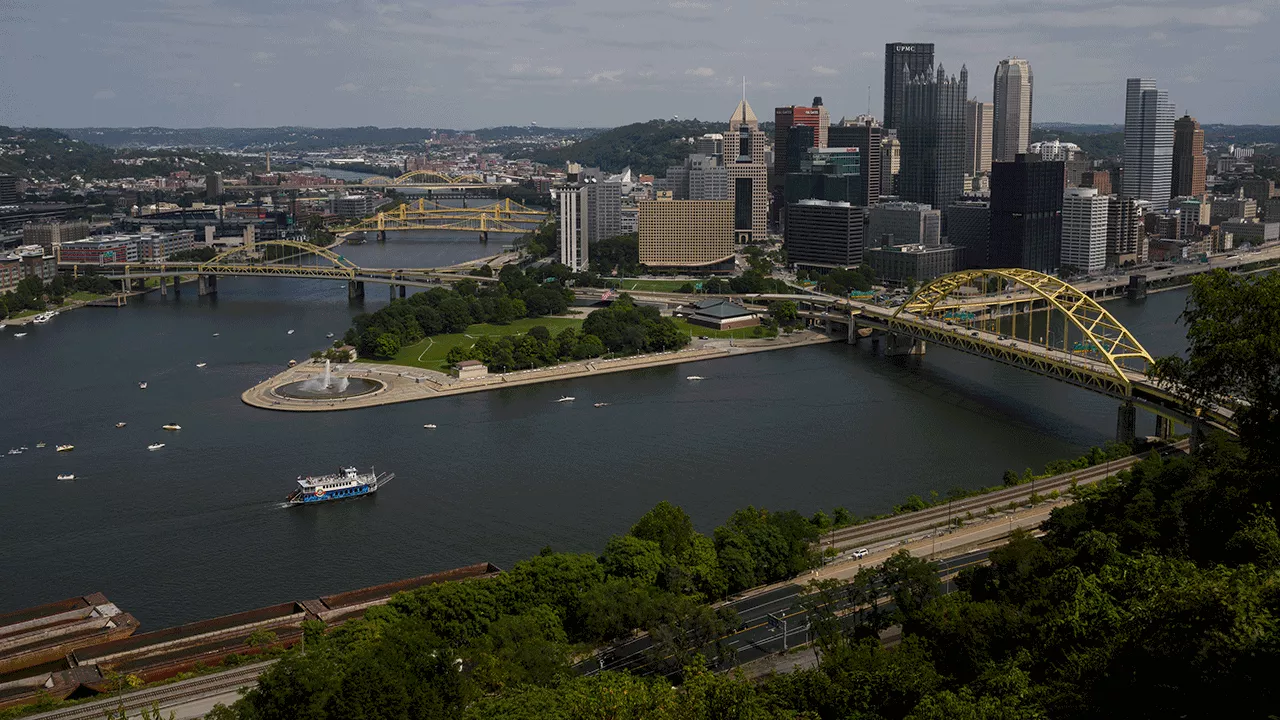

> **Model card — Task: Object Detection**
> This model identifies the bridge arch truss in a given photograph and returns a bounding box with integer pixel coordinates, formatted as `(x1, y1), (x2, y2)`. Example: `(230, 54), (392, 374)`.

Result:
(887, 269), (1154, 397)
(363, 171), (489, 186)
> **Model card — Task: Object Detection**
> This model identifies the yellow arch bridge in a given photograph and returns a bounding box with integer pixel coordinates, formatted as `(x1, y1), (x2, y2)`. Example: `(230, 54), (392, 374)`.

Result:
(333, 198), (550, 236)
(360, 171), (518, 188)
(759, 269), (1227, 441)
(60, 239), (497, 301)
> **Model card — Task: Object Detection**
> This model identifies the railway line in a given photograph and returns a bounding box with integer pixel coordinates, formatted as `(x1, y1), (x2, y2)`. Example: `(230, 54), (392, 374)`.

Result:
(28, 661), (272, 720)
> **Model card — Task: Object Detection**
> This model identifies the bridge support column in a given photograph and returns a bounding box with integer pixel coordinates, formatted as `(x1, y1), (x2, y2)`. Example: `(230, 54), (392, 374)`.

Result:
(347, 281), (364, 300)
(398, 285), (407, 299)
(1155, 415), (1173, 440)
(120, 279), (130, 294)
(884, 333), (926, 356)
(378, 231), (386, 243)
(159, 276), (167, 297)
(198, 274), (218, 297)
(1116, 401), (1137, 445)
(1190, 420), (1207, 454)
(479, 231), (488, 243)
(848, 319), (857, 345)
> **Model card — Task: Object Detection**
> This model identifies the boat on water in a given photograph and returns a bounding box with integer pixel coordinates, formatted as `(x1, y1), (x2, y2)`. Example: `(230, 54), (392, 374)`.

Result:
(288, 359), (298, 367)
(147, 443), (165, 451)
(56, 445), (74, 452)
(35, 442), (46, 448)
(594, 402), (611, 408)
(327, 333), (335, 339)
(31, 311), (54, 324)
(556, 396), (576, 403)
(57, 474), (75, 481)
(138, 381), (148, 389)
(287, 329), (295, 335)
(213, 333), (220, 337)
(162, 424), (181, 431)
(7, 449), (20, 455)
(20, 446), (28, 451)
(286, 466), (394, 506)
(14, 333), (27, 338)
(115, 422), (126, 428)
(686, 375), (705, 381)
(195, 362), (207, 368)
(423, 424), (437, 429)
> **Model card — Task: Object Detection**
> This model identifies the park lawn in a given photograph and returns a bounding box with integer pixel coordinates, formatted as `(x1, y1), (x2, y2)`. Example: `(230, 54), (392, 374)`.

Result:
(670, 317), (773, 340)
(65, 291), (107, 302)
(618, 278), (694, 292)
(373, 316), (585, 371)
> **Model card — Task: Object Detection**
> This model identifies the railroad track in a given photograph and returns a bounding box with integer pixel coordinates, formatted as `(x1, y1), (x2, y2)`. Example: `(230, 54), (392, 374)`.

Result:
(819, 440), (1190, 553)
(29, 661), (273, 720)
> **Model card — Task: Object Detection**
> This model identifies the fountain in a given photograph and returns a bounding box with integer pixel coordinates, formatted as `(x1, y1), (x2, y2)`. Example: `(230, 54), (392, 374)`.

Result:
(275, 358), (383, 400)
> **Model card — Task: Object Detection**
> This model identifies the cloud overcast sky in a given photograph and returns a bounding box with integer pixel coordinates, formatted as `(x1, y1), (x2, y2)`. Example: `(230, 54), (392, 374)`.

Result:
(1, 0), (1277, 129)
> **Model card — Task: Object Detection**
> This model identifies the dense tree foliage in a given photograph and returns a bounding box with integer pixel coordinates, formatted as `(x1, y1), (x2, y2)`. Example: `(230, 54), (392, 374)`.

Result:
(215, 272), (1280, 719)
(588, 233), (640, 276)
(516, 119), (727, 175)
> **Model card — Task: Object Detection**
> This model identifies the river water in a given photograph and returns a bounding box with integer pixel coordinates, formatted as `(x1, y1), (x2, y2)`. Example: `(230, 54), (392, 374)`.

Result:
(0, 240), (1193, 628)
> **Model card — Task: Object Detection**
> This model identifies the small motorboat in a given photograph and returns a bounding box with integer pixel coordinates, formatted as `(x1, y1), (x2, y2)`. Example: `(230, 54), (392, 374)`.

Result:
(288, 359), (298, 367)
(423, 424), (437, 429)
(287, 329), (295, 335)
(56, 445), (74, 452)
(6, 448), (20, 455)
(195, 362), (207, 368)
(686, 376), (705, 381)
(556, 396), (575, 403)
(148, 443), (166, 451)
(326, 333), (335, 339)
(13, 332), (27, 338)
(20, 446), (28, 450)
(594, 402), (611, 408)
(162, 424), (181, 431)
(213, 333), (220, 337)
(35, 442), (46, 448)
(139, 381), (148, 389)
(115, 422), (127, 428)
(57, 474), (75, 481)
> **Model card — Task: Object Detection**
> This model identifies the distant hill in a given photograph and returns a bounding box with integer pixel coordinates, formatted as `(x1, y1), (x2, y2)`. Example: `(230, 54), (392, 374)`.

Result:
(1, 126), (249, 182)
(57, 126), (585, 151)
(1031, 128), (1125, 160)
(506, 119), (729, 176)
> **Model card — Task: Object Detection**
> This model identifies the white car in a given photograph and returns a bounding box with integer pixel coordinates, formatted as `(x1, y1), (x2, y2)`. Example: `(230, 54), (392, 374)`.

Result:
(852, 548), (869, 559)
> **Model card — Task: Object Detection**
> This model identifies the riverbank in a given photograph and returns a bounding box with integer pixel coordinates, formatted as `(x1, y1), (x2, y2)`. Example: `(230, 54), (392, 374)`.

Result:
(241, 330), (835, 411)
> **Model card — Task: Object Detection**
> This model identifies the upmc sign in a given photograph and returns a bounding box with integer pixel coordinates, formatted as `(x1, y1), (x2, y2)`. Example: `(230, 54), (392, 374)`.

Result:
(895, 45), (917, 52)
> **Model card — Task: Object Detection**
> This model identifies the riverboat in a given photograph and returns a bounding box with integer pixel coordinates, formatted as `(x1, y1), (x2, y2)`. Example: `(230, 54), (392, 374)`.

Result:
(423, 424), (437, 429)
(594, 402), (611, 408)
(148, 443), (165, 451)
(56, 445), (74, 452)
(35, 442), (46, 448)
(7, 449), (21, 455)
(14, 333), (27, 338)
(286, 466), (393, 506)
(162, 424), (181, 431)
(556, 396), (575, 403)
(686, 376), (705, 381)
(196, 362), (207, 368)
(57, 474), (75, 481)
(115, 422), (126, 428)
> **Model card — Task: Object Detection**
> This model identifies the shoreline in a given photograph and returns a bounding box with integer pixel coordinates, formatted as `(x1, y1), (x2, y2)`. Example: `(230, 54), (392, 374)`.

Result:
(241, 331), (835, 412)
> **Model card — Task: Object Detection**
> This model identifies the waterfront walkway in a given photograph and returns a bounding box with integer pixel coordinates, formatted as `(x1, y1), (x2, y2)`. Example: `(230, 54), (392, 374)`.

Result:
(242, 331), (834, 412)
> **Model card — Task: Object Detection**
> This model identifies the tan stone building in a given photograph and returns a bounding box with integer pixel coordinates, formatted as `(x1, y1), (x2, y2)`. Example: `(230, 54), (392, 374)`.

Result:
(726, 98), (769, 243)
(638, 198), (734, 272)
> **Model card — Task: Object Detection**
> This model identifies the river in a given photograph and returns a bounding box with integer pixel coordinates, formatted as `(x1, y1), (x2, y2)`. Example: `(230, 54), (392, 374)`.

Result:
(0, 242), (1193, 629)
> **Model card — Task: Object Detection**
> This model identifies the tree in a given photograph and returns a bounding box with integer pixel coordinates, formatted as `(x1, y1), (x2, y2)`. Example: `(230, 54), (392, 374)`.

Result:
(600, 535), (666, 585)
(767, 300), (798, 325)
(374, 332), (402, 359)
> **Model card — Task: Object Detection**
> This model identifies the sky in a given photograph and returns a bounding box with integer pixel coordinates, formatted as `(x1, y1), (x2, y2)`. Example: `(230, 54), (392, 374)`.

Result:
(1, 0), (1278, 130)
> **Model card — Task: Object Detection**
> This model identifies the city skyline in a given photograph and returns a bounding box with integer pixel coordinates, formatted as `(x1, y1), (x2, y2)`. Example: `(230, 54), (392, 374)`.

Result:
(1, 0), (1276, 129)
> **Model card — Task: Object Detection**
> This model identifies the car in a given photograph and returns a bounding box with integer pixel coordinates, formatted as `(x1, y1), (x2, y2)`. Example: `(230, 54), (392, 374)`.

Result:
(970, 331), (980, 337)
(852, 548), (869, 559)
(998, 334), (1009, 340)
(698, 335), (709, 340)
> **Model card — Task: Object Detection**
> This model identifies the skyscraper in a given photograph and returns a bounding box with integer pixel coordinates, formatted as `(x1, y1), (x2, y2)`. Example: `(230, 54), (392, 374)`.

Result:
(898, 63), (968, 226)
(883, 43), (935, 130)
(828, 116), (882, 207)
(964, 99), (993, 175)
(990, 155), (1064, 272)
(1123, 78), (1175, 211)
(727, 96), (769, 243)
(880, 136), (900, 197)
(1060, 187), (1108, 273)
(992, 58), (1033, 162)
(1172, 114), (1207, 198)
(774, 99), (829, 176)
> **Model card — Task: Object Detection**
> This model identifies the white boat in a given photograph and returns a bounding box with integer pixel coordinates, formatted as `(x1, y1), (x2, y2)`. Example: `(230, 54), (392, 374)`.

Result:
(14, 333), (27, 338)
(686, 375), (705, 381)
(556, 396), (575, 403)
(213, 333), (220, 337)
(139, 382), (148, 389)
(35, 442), (46, 448)
(148, 443), (166, 451)
(57, 474), (75, 481)
(195, 362), (207, 368)
(287, 329), (295, 335)
(423, 424), (437, 429)
(594, 402), (611, 408)
(6, 449), (20, 455)
(162, 424), (181, 431)
(56, 445), (74, 452)
(326, 333), (335, 339)
(31, 312), (54, 324)
(20, 446), (28, 450)
(115, 422), (127, 428)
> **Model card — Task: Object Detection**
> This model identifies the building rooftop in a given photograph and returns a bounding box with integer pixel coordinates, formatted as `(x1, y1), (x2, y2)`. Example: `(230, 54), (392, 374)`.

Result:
(691, 298), (756, 319)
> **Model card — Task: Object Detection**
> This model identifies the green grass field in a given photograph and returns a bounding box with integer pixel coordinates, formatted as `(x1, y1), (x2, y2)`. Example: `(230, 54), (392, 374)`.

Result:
(670, 317), (774, 340)
(616, 278), (694, 292)
(371, 316), (585, 371)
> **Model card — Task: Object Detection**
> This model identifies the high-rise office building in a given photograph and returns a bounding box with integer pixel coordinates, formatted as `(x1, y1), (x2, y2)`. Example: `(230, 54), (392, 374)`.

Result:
(947, 199), (991, 268)
(784, 200), (866, 270)
(880, 136), (900, 197)
(883, 43), (935, 130)
(1123, 78), (1175, 211)
(22, 221), (90, 250)
(992, 58), (1033, 162)
(783, 126), (817, 182)
(1081, 170), (1113, 195)
(1172, 114), (1206, 198)
(964, 99), (993, 175)
(867, 201), (941, 247)
(899, 64), (968, 227)
(556, 169), (622, 270)
(1060, 187), (1108, 273)
(694, 134), (724, 162)
(637, 197), (734, 271)
(989, 155), (1064, 272)
(727, 97), (769, 243)
(0, 175), (18, 204)
(661, 154), (727, 201)
(774, 100), (829, 176)
(828, 116), (882, 206)
(206, 171), (225, 199)
(1107, 196), (1149, 266)
(784, 147), (861, 206)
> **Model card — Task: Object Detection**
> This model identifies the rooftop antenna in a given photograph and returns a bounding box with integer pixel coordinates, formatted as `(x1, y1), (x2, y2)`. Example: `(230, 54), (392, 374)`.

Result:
(742, 76), (746, 102)
(866, 85), (871, 116)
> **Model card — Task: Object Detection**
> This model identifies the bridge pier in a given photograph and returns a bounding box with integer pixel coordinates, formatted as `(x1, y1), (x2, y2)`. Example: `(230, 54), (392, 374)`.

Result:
(884, 332), (926, 357)
(347, 281), (365, 300)
(378, 231), (386, 243)
(848, 319), (857, 345)
(198, 274), (218, 297)
(1116, 401), (1137, 445)
(479, 231), (488, 243)
(1155, 415), (1173, 440)
(120, 279), (130, 295)
(398, 284), (407, 299)
(159, 276), (167, 297)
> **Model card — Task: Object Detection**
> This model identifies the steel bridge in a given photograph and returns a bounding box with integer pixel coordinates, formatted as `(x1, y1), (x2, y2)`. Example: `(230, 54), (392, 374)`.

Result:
(358, 171), (522, 189)
(332, 198), (550, 235)
(60, 239), (496, 301)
